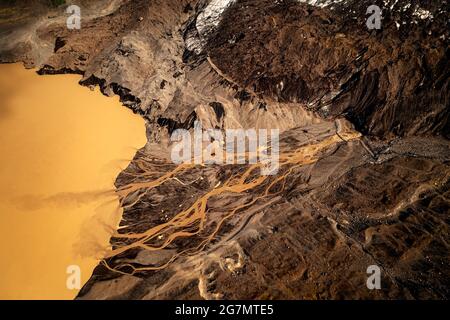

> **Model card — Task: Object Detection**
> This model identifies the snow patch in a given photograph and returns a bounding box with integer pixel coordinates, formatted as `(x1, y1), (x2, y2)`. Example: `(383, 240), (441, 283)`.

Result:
(196, 0), (237, 41)
(412, 8), (433, 20)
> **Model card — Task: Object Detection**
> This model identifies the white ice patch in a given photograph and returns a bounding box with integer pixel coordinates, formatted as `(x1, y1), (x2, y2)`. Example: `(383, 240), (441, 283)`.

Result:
(412, 8), (434, 20)
(388, 0), (399, 10)
(295, 0), (345, 8)
(196, 0), (237, 41)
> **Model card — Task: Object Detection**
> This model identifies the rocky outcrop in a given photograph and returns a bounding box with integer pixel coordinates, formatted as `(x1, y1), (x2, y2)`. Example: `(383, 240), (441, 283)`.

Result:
(205, 0), (449, 138)
(1, 0), (448, 299)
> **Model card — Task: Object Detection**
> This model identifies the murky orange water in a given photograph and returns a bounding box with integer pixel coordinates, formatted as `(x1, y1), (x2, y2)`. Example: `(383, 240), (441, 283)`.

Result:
(0, 63), (146, 299)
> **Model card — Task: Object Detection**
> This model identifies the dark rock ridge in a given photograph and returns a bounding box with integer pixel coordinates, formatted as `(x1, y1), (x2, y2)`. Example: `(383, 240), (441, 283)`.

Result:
(205, 0), (449, 138)
(0, 0), (448, 299)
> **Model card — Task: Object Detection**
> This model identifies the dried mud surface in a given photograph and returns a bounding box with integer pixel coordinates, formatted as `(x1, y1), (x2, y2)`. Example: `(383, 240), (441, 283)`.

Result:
(0, 0), (448, 299)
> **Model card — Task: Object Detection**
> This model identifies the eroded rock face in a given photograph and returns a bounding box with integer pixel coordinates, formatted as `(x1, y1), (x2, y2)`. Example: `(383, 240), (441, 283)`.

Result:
(205, 0), (449, 138)
(0, 0), (448, 300)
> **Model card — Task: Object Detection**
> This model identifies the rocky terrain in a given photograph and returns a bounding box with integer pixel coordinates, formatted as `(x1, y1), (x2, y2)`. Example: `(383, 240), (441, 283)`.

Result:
(1, 0), (448, 299)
